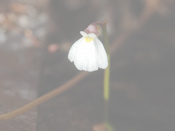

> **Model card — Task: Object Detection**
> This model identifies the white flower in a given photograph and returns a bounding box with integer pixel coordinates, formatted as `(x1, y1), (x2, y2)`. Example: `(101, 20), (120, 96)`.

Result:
(68, 31), (108, 72)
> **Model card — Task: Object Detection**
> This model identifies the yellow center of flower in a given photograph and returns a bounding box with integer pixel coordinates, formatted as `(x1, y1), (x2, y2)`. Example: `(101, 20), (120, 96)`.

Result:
(84, 37), (93, 42)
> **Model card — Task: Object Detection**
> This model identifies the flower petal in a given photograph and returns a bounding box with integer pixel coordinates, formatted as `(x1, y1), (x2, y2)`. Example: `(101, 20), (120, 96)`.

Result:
(95, 38), (108, 69)
(68, 32), (108, 72)
(74, 39), (98, 72)
(80, 31), (87, 37)
(68, 38), (83, 62)
(88, 33), (97, 39)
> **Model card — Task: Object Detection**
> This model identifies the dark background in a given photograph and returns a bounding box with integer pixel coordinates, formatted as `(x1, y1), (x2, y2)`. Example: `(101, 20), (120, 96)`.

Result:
(0, 0), (175, 130)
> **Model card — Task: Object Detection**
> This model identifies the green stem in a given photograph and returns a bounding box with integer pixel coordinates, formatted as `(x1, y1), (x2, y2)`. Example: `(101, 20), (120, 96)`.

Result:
(104, 54), (110, 124)
(104, 54), (110, 101)
(101, 21), (110, 125)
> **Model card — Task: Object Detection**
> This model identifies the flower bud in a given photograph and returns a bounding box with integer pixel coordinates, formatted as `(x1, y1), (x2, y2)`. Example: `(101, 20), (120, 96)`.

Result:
(84, 23), (102, 37)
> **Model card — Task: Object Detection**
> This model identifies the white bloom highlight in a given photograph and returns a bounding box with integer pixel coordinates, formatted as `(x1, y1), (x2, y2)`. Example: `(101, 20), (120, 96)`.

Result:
(68, 31), (108, 72)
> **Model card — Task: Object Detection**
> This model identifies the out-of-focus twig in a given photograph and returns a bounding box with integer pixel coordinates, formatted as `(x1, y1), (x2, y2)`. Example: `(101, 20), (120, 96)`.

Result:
(0, 72), (88, 120)
(110, 0), (160, 54)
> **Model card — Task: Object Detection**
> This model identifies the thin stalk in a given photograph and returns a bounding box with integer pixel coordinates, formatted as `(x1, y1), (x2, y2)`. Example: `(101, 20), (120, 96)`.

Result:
(101, 21), (111, 129)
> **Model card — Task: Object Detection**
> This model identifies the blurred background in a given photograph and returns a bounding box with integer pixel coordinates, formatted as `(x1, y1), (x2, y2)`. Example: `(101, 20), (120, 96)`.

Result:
(0, 0), (175, 130)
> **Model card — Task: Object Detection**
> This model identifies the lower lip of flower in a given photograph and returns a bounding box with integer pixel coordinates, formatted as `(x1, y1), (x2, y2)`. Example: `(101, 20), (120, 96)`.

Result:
(84, 37), (93, 42)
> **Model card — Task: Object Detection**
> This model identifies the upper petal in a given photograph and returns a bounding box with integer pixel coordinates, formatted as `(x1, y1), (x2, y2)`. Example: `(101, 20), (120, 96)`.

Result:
(80, 31), (87, 37)
(88, 33), (97, 39)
